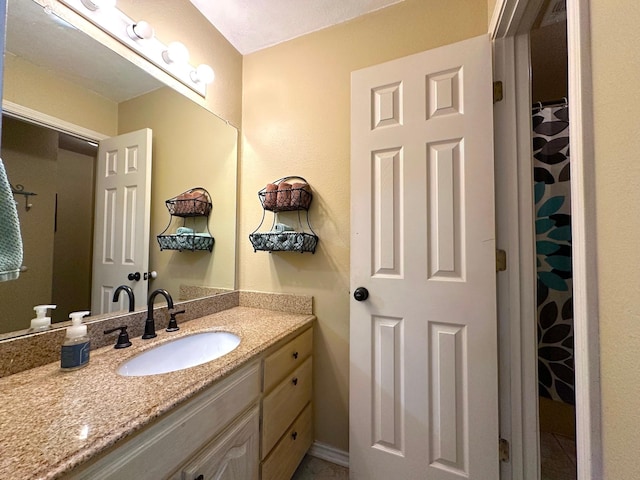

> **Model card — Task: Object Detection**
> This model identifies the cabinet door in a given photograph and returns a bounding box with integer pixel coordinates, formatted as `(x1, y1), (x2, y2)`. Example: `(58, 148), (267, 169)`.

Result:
(179, 406), (260, 480)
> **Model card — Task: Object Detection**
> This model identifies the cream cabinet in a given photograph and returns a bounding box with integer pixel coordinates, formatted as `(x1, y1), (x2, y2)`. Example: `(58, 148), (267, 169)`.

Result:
(67, 362), (261, 480)
(172, 406), (260, 480)
(66, 327), (313, 480)
(261, 327), (313, 480)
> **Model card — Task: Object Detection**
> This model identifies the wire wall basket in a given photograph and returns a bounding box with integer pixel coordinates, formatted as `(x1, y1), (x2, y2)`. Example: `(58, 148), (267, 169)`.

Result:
(250, 176), (318, 254)
(157, 187), (214, 252)
(165, 187), (212, 217)
(258, 176), (313, 211)
(157, 234), (214, 252)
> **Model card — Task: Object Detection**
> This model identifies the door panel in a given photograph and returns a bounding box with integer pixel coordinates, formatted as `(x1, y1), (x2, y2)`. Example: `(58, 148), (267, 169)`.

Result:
(91, 128), (152, 315)
(350, 34), (498, 479)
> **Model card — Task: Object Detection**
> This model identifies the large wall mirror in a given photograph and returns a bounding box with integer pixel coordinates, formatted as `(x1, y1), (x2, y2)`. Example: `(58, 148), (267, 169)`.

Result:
(0, 0), (238, 337)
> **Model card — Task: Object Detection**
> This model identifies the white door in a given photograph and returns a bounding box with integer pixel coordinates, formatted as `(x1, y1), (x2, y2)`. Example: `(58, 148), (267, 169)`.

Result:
(91, 128), (152, 315)
(350, 35), (498, 479)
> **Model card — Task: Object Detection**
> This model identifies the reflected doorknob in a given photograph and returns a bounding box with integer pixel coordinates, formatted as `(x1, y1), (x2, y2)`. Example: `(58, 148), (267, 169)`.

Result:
(144, 271), (157, 281)
(128, 272), (141, 281)
(353, 287), (369, 302)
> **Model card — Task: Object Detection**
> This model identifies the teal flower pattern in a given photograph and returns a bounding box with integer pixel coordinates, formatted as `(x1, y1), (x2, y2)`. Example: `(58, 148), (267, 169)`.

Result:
(534, 105), (574, 405)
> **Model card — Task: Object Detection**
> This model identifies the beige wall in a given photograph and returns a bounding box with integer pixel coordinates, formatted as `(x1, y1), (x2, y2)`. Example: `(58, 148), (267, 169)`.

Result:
(240, 0), (487, 451)
(51, 148), (95, 324)
(117, 0), (243, 127)
(591, 1), (640, 476)
(3, 53), (118, 136)
(118, 87), (238, 294)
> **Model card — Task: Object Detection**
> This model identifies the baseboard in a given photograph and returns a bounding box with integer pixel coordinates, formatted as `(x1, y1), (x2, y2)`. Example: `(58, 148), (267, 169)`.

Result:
(308, 441), (349, 468)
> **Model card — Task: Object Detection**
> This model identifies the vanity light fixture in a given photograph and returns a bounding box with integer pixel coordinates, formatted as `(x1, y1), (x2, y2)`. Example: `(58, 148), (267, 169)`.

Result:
(126, 20), (154, 41)
(190, 64), (215, 85)
(58, 0), (212, 96)
(80, 0), (116, 11)
(162, 41), (189, 65)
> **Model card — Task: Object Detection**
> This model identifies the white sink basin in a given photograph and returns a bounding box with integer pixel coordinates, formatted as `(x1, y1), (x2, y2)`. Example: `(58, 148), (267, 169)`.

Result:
(118, 331), (241, 377)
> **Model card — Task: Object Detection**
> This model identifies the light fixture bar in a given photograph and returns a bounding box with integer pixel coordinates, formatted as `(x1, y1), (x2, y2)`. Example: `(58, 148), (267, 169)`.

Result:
(58, 0), (210, 96)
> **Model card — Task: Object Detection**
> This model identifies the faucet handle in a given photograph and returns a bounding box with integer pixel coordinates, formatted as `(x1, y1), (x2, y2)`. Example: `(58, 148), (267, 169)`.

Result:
(166, 309), (186, 332)
(104, 326), (133, 349)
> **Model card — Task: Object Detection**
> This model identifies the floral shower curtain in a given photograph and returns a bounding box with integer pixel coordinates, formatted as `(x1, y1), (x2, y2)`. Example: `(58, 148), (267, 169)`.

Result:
(533, 104), (575, 405)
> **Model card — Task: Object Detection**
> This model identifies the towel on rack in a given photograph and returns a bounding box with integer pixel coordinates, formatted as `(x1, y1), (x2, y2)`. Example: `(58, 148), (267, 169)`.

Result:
(0, 158), (23, 281)
(269, 223), (294, 234)
(276, 182), (292, 209)
(263, 183), (278, 210)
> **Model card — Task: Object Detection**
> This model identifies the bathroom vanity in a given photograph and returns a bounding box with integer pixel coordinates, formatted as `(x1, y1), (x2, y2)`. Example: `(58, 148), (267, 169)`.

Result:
(0, 298), (314, 480)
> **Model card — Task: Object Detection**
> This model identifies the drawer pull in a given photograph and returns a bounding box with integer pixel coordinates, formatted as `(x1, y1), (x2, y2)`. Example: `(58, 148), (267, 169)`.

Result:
(292, 431), (298, 441)
(292, 377), (298, 386)
(292, 351), (299, 359)
(195, 475), (204, 480)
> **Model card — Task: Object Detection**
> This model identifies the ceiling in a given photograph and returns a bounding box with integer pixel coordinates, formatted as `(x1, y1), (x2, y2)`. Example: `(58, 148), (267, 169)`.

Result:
(5, 0), (163, 102)
(188, 0), (404, 55)
(5, 0), (406, 102)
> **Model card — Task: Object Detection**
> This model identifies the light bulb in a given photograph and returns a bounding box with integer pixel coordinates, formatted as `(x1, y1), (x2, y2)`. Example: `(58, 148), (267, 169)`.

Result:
(80, 0), (116, 11)
(190, 64), (215, 85)
(126, 21), (154, 40)
(162, 42), (189, 65)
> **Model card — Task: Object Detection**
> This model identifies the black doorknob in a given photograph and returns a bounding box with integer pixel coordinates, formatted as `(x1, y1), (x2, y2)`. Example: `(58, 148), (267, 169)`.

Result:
(128, 272), (141, 281)
(354, 287), (369, 302)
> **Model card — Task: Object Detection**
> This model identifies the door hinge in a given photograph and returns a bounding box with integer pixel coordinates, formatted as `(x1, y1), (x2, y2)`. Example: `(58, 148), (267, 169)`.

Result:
(499, 438), (510, 462)
(496, 249), (507, 272)
(493, 81), (504, 103)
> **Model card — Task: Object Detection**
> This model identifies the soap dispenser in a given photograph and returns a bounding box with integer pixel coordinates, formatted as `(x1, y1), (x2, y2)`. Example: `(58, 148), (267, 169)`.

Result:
(60, 311), (91, 371)
(29, 305), (56, 331)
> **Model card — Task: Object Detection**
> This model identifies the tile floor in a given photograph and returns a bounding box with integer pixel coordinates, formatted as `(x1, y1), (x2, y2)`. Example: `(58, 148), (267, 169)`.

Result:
(292, 455), (349, 480)
(292, 434), (576, 480)
(540, 431), (577, 480)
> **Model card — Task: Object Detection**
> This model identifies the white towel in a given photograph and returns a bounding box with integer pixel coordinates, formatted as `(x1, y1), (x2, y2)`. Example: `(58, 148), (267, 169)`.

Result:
(269, 223), (294, 233)
(0, 158), (23, 281)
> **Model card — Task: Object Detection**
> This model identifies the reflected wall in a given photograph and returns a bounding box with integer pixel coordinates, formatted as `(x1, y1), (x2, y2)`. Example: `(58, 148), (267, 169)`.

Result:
(119, 87), (238, 297)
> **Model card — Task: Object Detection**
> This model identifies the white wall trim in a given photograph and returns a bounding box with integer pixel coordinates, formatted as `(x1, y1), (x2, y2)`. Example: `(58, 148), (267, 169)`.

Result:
(491, 0), (603, 479)
(493, 33), (540, 480)
(566, 0), (603, 478)
(489, 0), (545, 38)
(1, 100), (109, 141)
(307, 441), (349, 469)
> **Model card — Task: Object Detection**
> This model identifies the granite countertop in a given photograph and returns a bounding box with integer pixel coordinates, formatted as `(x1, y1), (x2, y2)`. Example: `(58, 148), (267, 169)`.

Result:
(0, 306), (314, 479)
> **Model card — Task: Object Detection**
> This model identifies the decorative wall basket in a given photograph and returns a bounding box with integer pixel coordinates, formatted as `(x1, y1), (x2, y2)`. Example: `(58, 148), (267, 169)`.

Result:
(157, 187), (214, 252)
(249, 176), (318, 254)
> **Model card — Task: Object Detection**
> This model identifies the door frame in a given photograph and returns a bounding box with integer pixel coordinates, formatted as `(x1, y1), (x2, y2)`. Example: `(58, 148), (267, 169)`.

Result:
(491, 1), (602, 479)
(2, 100), (109, 142)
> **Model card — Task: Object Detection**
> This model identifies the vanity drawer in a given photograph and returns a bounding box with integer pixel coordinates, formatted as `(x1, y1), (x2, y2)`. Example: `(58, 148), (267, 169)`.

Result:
(263, 327), (313, 393)
(261, 356), (312, 457)
(261, 402), (313, 480)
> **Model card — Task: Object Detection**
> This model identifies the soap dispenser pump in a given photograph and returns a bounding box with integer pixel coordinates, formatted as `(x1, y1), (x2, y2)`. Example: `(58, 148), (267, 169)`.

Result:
(29, 304), (56, 331)
(60, 311), (91, 371)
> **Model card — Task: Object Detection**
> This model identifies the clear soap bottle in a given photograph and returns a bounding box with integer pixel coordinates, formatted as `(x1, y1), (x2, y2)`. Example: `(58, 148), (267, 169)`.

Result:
(60, 311), (91, 371)
(29, 304), (56, 331)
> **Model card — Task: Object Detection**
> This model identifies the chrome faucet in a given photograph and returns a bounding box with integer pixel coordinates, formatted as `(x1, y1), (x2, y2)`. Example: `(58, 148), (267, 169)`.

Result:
(113, 285), (135, 312)
(143, 289), (174, 339)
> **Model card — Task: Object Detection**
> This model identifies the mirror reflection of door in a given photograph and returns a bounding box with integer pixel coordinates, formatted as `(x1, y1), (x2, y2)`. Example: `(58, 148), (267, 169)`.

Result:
(91, 128), (152, 316)
(1, 115), (97, 326)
